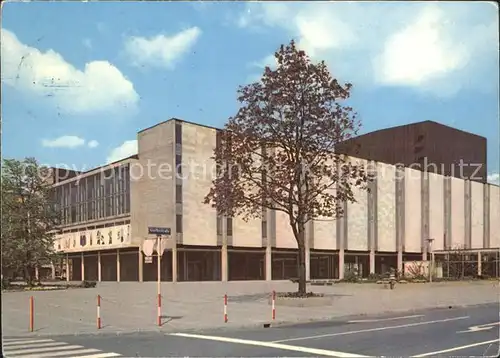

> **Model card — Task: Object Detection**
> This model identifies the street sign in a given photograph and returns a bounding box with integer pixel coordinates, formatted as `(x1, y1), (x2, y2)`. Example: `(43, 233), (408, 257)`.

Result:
(457, 322), (500, 333)
(148, 227), (171, 235)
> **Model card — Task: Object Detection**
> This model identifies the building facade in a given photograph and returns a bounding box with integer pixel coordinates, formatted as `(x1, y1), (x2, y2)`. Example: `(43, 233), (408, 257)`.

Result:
(52, 119), (500, 282)
(335, 120), (488, 183)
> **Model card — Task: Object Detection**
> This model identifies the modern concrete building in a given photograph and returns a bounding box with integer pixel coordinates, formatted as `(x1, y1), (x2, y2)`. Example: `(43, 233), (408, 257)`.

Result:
(52, 119), (500, 282)
(335, 120), (488, 183)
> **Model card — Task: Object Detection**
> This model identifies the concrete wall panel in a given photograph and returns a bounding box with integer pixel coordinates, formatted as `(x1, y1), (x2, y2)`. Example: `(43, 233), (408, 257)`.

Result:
(470, 181), (484, 249)
(404, 168), (421, 252)
(313, 159), (337, 250)
(377, 162), (396, 252)
(131, 121), (174, 243)
(429, 173), (444, 251)
(450, 177), (465, 249)
(276, 211), (297, 248)
(232, 150), (263, 248)
(347, 158), (368, 251)
(182, 123), (217, 246)
(233, 216), (262, 247)
(490, 185), (500, 248)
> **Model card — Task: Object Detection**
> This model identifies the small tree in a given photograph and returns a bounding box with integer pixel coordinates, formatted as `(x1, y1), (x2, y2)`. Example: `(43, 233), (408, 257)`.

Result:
(204, 40), (368, 295)
(1, 157), (60, 285)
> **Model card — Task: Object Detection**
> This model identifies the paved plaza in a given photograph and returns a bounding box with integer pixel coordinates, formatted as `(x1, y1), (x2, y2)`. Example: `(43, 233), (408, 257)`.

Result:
(2, 280), (499, 337)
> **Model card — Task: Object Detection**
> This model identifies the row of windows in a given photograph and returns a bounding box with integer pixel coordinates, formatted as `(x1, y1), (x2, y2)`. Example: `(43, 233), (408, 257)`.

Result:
(59, 193), (131, 225)
(55, 165), (131, 226)
(54, 166), (130, 207)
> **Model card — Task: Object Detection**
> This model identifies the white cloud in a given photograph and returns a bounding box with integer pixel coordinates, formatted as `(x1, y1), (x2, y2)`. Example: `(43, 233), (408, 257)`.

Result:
(124, 27), (201, 69)
(87, 140), (99, 148)
(237, 2), (498, 96)
(107, 140), (138, 163)
(42, 136), (85, 149)
(1, 28), (139, 114)
(487, 172), (500, 185)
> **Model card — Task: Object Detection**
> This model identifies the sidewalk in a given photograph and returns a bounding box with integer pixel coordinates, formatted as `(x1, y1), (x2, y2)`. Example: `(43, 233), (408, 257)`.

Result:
(2, 280), (498, 337)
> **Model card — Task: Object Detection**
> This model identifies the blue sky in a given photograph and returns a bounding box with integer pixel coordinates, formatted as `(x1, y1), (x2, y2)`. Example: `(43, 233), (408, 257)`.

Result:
(1, 1), (499, 183)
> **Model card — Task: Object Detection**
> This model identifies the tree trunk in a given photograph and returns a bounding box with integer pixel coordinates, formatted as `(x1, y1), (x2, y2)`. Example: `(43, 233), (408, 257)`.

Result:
(296, 222), (307, 296)
(24, 265), (33, 287)
(298, 244), (306, 295)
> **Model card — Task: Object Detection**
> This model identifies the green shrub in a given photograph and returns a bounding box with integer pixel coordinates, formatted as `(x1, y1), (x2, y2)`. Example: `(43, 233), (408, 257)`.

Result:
(1, 277), (11, 290)
(80, 280), (97, 288)
(342, 269), (359, 283)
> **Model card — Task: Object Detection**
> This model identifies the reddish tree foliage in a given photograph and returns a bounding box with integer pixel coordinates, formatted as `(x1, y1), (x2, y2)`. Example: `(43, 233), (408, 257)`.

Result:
(204, 40), (369, 294)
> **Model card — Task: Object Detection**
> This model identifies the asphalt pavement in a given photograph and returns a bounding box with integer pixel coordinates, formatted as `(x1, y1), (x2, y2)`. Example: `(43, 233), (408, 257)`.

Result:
(2, 303), (499, 357)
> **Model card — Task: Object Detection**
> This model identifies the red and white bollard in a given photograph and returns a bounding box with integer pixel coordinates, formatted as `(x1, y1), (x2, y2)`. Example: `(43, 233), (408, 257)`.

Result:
(272, 290), (276, 320)
(157, 294), (162, 327)
(97, 295), (101, 329)
(224, 294), (228, 323)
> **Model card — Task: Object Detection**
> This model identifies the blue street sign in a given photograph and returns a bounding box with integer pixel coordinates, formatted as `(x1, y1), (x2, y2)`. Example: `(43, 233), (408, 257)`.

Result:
(148, 227), (171, 235)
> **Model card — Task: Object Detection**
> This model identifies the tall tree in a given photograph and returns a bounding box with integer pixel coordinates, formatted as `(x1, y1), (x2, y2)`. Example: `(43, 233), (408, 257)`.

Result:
(1, 157), (60, 285)
(204, 40), (369, 295)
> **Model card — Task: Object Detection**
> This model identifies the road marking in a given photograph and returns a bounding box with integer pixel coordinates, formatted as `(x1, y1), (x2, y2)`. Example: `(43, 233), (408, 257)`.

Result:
(170, 332), (368, 357)
(412, 338), (500, 357)
(4, 339), (54, 346)
(6, 345), (87, 355)
(272, 316), (470, 343)
(348, 314), (424, 323)
(22, 352), (122, 358)
(457, 321), (500, 333)
(4, 342), (68, 350)
(2, 338), (123, 358)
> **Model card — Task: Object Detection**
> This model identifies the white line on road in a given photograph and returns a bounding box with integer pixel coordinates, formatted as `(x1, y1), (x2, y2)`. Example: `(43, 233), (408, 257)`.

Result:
(457, 321), (500, 333)
(4, 342), (68, 350)
(170, 332), (369, 357)
(348, 314), (424, 323)
(412, 338), (500, 357)
(5, 344), (87, 356)
(272, 316), (470, 343)
(4, 339), (54, 346)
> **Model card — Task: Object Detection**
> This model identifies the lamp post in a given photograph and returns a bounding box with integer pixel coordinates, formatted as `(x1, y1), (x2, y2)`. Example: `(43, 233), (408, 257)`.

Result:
(426, 238), (434, 282)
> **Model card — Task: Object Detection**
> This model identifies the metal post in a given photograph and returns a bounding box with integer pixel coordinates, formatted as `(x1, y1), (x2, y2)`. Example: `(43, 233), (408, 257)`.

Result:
(157, 234), (161, 326)
(426, 238), (434, 282)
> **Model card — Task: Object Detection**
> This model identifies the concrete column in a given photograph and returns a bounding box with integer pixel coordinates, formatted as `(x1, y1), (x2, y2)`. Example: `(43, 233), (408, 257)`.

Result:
(422, 251), (428, 261)
(116, 249), (121, 282)
(477, 251), (482, 276)
(369, 251), (375, 274)
(265, 206), (274, 281)
(81, 252), (85, 281)
(221, 214), (228, 282)
(172, 247), (178, 282)
(65, 254), (70, 282)
(51, 262), (56, 280)
(97, 251), (102, 282)
(265, 246), (272, 281)
(338, 249), (345, 279)
(183, 251), (188, 281)
(397, 251), (403, 274)
(138, 247), (143, 282)
(305, 247), (311, 281)
(221, 246), (228, 282)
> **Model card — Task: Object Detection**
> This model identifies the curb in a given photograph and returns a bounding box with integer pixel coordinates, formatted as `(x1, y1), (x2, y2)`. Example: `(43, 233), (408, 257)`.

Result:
(4, 301), (498, 339)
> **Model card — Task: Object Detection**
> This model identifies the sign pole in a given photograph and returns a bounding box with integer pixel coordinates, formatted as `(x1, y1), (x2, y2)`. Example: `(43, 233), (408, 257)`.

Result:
(157, 234), (161, 326)
(147, 227), (170, 327)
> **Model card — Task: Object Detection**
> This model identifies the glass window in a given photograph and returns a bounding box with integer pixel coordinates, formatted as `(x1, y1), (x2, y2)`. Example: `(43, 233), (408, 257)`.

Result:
(176, 214), (183, 233)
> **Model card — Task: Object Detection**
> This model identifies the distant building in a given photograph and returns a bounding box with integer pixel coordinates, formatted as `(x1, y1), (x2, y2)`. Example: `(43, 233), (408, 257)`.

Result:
(335, 120), (487, 183)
